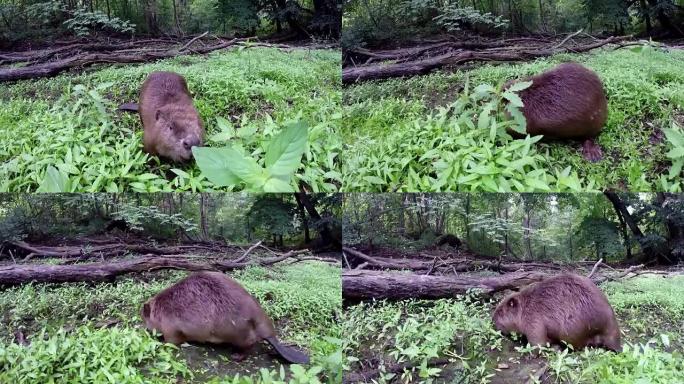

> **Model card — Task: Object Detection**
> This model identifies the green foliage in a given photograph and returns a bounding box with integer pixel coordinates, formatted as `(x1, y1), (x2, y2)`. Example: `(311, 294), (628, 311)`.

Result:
(0, 262), (341, 383)
(194, 120), (308, 192)
(113, 201), (198, 234)
(246, 195), (299, 238)
(343, 0), (683, 48)
(0, 48), (342, 192)
(343, 276), (684, 383)
(0, 0), (337, 43)
(342, 76), (591, 191)
(343, 48), (684, 191)
(662, 122), (684, 191)
(434, 5), (509, 33)
(0, 326), (191, 383)
(344, 295), (502, 383)
(63, 8), (136, 36)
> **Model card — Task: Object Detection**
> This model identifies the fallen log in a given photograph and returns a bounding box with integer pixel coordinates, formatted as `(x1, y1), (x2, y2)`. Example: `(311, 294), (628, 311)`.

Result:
(343, 247), (564, 273)
(342, 35), (630, 84)
(342, 270), (548, 300)
(5, 240), (241, 261)
(0, 249), (309, 285)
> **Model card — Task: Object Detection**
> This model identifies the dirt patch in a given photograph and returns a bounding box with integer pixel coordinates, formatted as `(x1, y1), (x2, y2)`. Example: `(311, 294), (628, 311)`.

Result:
(181, 341), (291, 383)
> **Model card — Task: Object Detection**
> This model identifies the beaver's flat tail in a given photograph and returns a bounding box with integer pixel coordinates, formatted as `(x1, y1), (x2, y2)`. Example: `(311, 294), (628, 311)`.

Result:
(265, 336), (310, 364)
(118, 102), (139, 112)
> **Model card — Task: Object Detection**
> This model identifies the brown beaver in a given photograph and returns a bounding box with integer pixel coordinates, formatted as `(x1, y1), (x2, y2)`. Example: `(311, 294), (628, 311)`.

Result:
(119, 71), (204, 162)
(141, 271), (309, 364)
(492, 273), (621, 352)
(505, 62), (608, 162)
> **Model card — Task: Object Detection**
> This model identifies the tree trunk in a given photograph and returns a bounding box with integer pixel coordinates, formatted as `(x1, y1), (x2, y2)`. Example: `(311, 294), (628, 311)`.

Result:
(295, 193), (311, 243)
(295, 192), (339, 248)
(199, 193), (209, 240)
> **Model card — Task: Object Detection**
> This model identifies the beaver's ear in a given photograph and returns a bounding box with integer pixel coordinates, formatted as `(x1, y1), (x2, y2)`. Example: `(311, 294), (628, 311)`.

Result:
(142, 302), (151, 318)
(508, 297), (519, 308)
(155, 109), (164, 121)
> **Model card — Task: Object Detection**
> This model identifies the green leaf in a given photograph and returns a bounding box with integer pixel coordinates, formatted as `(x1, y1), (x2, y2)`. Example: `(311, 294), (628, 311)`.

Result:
(507, 80), (532, 92)
(264, 121), (308, 177)
(210, 116), (236, 142)
(38, 166), (69, 192)
(263, 177), (294, 192)
(502, 91), (524, 107)
(193, 146), (264, 187)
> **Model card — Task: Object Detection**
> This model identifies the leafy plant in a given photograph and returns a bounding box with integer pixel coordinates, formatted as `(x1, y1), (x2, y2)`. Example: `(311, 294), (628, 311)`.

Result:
(343, 48), (684, 191)
(342, 76), (591, 192)
(661, 121), (684, 191)
(193, 120), (308, 192)
(0, 47), (341, 192)
(434, 5), (509, 33)
(63, 8), (135, 36)
(0, 326), (191, 383)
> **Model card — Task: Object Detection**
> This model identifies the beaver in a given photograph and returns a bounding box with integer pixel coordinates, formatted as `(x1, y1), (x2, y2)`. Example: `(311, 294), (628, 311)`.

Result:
(505, 62), (608, 162)
(435, 234), (461, 248)
(141, 271), (309, 364)
(119, 71), (204, 162)
(492, 273), (621, 352)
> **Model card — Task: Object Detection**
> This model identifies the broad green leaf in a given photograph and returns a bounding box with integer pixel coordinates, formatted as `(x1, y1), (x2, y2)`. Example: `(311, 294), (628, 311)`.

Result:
(263, 177), (295, 192)
(264, 121), (308, 177)
(38, 166), (69, 192)
(193, 146), (262, 187)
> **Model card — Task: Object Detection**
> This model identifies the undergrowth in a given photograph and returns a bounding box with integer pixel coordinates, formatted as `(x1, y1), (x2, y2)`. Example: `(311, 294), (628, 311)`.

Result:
(342, 46), (684, 192)
(342, 275), (684, 383)
(0, 47), (342, 192)
(0, 261), (342, 383)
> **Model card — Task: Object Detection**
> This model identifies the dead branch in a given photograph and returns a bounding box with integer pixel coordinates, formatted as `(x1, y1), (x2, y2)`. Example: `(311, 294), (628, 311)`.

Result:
(233, 240), (263, 263)
(587, 258), (603, 279)
(551, 29), (583, 49)
(178, 31), (209, 52)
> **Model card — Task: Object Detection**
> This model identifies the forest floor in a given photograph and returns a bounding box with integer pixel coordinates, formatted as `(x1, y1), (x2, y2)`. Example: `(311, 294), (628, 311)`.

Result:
(342, 47), (684, 192)
(0, 259), (342, 383)
(0, 46), (342, 193)
(343, 271), (684, 383)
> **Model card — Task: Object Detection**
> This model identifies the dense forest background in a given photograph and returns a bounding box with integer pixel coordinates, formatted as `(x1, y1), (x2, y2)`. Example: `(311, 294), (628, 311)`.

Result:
(343, 193), (684, 265)
(0, 193), (342, 249)
(0, 0), (342, 47)
(342, 0), (684, 49)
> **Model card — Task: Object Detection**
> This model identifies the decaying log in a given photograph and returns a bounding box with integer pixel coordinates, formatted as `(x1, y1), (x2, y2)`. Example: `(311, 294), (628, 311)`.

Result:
(342, 270), (548, 300)
(0, 249), (309, 285)
(344, 247), (563, 273)
(4, 240), (241, 261)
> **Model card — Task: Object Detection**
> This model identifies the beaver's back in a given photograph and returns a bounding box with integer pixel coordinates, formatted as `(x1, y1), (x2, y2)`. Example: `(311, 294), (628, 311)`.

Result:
(513, 62), (607, 139)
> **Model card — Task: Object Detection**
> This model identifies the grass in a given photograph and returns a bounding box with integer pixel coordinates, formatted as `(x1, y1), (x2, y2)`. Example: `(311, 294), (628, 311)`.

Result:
(342, 275), (684, 383)
(0, 47), (342, 192)
(342, 46), (684, 192)
(0, 261), (342, 383)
